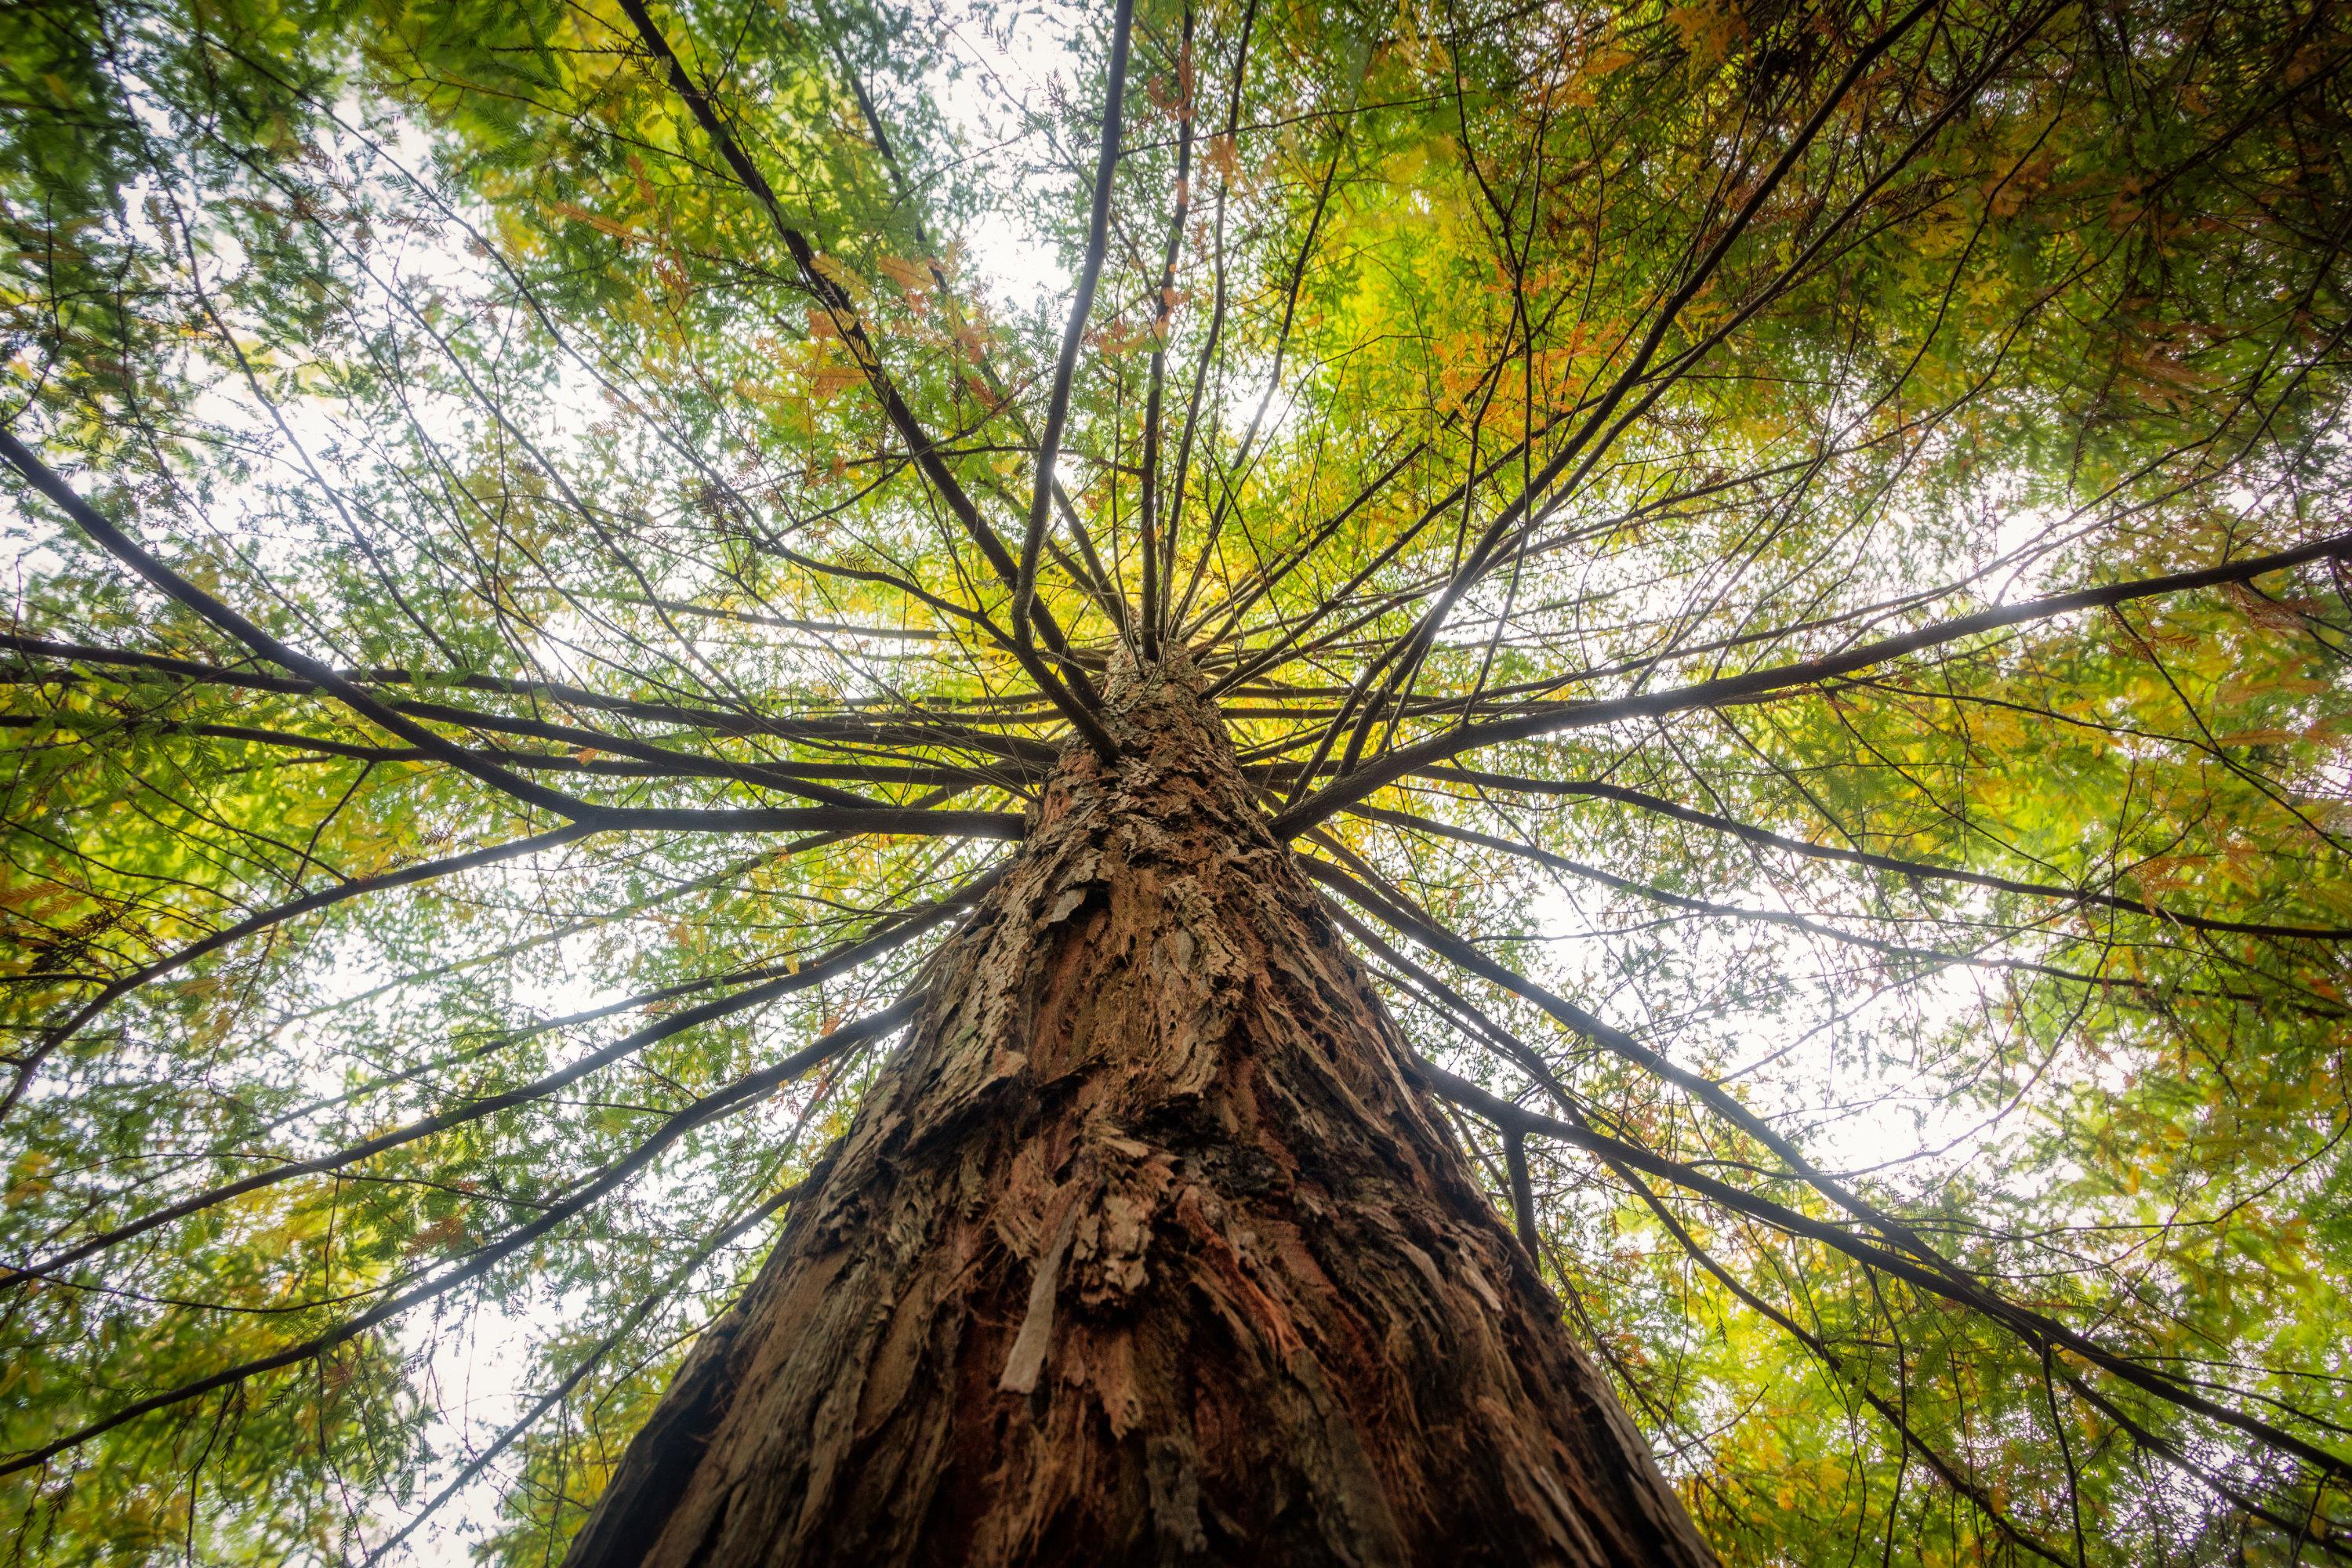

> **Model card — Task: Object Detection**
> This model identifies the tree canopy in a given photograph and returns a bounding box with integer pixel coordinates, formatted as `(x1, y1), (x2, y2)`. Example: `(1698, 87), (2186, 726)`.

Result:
(1, 0), (2349, 1559)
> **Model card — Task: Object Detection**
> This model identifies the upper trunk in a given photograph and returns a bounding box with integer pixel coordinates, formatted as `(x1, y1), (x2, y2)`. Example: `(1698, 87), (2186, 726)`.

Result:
(562, 662), (1718, 1568)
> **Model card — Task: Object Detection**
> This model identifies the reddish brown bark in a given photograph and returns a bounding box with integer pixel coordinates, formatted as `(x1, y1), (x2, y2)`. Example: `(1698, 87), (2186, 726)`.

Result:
(563, 663), (1718, 1568)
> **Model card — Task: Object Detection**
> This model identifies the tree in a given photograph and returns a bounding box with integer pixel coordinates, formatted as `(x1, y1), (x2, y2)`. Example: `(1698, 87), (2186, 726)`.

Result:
(0, 0), (2347, 1559)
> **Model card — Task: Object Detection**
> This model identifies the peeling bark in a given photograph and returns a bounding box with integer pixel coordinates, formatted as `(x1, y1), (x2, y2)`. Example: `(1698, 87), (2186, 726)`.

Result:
(564, 662), (1718, 1568)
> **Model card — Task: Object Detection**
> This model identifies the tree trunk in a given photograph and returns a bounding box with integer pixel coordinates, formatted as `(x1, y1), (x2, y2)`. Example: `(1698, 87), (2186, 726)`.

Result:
(561, 662), (1718, 1568)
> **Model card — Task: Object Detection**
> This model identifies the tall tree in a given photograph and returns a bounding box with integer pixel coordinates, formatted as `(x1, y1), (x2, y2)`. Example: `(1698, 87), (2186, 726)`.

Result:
(0, 0), (2347, 1561)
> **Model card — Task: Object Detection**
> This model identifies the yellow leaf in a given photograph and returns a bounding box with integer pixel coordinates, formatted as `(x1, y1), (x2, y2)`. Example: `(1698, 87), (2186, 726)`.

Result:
(809, 363), (866, 400)
(1584, 42), (1638, 76)
(545, 201), (644, 244)
(809, 252), (866, 300)
(876, 255), (935, 293)
(1667, 1), (1744, 67)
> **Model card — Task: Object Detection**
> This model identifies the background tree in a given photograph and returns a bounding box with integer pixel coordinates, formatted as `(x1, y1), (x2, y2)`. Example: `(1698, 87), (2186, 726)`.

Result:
(1, 0), (2348, 1559)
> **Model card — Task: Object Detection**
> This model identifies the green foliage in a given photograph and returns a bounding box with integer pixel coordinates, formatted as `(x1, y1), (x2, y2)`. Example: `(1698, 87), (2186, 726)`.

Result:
(1, 0), (2348, 1559)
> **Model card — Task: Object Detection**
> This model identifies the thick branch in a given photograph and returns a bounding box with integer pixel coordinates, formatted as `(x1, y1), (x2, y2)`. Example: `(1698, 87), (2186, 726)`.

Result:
(1408, 769), (2352, 942)
(1, 869), (997, 1290)
(1277, 534), (2352, 832)
(1407, 1055), (2352, 1488)
(0, 994), (921, 1478)
(612, 0), (1116, 757)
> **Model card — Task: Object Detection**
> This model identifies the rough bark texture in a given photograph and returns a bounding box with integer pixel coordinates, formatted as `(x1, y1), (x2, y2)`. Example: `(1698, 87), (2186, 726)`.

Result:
(563, 662), (1719, 1568)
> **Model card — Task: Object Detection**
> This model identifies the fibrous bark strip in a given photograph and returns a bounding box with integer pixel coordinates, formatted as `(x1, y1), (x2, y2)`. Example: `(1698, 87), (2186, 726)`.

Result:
(564, 661), (1718, 1568)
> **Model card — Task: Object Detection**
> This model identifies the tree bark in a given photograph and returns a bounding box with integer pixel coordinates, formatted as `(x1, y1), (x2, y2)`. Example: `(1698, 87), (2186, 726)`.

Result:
(562, 662), (1718, 1568)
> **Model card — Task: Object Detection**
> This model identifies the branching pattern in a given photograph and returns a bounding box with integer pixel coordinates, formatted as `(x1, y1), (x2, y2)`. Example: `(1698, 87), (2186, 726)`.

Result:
(1, 0), (2348, 1559)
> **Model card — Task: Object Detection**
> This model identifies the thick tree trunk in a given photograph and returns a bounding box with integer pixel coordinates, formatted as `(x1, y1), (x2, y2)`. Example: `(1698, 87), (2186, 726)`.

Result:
(563, 663), (1718, 1568)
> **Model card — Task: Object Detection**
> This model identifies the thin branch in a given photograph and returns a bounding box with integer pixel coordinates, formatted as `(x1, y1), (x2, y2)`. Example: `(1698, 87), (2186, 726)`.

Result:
(0, 993), (924, 1477)
(1277, 534), (2352, 833)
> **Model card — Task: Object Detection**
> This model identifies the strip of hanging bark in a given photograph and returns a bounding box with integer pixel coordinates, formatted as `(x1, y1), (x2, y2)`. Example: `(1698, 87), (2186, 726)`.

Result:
(564, 657), (1717, 1568)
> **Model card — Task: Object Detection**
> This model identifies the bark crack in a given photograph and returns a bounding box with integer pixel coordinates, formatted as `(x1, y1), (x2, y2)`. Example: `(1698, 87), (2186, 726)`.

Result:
(562, 662), (1719, 1568)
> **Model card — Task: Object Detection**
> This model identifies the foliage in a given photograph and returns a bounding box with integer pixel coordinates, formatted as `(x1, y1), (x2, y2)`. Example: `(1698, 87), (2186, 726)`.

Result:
(0, 0), (2348, 1559)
